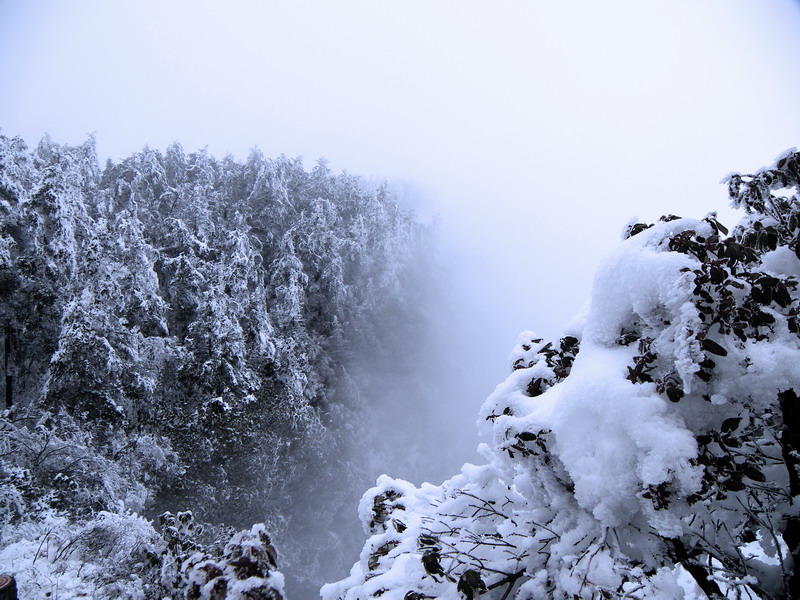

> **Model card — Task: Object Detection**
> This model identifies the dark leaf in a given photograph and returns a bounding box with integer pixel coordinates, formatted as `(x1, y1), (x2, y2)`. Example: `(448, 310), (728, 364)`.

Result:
(457, 570), (487, 598)
(421, 549), (444, 577)
(723, 240), (745, 260)
(740, 529), (757, 544)
(773, 285), (791, 308)
(751, 285), (772, 305)
(560, 335), (579, 352)
(742, 464), (766, 482)
(721, 417), (741, 433)
(699, 357), (716, 370)
(701, 338), (728, 356)
(766, 230), (778, 251)
(710, 265), (726, 285)
(527, 378), (545, 397)
(418, 535), (439, 547)
(696, 369), (713, 382)
(725, 478), (746, 492)
(722, 435), (741, 448)
(404, 592), (434, 600)
(666, 386), (684, 403)
(626, 222), (653, 238)
(753, 310), (776, 326)
(697, 303), (714, 314)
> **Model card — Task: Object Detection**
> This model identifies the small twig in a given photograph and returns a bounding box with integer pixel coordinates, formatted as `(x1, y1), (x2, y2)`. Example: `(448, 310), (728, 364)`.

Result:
(33, 528), (52, 565)
(487, 568), (525, 592)
(495, 569), (525, 600)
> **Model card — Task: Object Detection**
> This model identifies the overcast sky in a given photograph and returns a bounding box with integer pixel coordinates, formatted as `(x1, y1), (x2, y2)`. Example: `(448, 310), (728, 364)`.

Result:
(2, 0), (800, 389)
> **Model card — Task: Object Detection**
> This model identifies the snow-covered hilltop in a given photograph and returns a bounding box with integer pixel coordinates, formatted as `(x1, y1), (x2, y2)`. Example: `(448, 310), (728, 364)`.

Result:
(324, 149), (800, 599)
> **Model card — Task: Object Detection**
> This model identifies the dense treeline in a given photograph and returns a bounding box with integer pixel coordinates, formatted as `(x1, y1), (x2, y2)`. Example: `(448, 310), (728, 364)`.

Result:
(0, 133), (433, 598)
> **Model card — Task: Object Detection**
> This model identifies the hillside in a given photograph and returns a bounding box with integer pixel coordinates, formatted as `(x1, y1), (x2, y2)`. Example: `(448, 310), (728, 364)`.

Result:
(0, 133), (435, 598)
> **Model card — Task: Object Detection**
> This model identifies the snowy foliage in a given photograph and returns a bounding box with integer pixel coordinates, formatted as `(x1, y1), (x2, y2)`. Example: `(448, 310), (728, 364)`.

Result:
(324, 149), (800, 599)
(0, 133), (432, 597)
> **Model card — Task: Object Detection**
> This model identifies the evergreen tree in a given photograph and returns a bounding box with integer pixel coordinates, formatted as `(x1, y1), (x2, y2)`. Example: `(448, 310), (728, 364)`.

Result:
(0, 132), (434, 598)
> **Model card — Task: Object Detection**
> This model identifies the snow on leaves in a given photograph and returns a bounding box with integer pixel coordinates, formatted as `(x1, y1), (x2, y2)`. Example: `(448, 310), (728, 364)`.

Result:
(327, 149), (800, 599)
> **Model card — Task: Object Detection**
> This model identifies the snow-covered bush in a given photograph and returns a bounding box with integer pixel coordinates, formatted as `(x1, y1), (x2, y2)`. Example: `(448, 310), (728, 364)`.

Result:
(0, 408), (171, 518)
(181, 522), (285, 600)
(158, 511), (285, 599)
(0, 511), (163, 599)
(324, 149), (800, 599)
(0, 507), (286, 600)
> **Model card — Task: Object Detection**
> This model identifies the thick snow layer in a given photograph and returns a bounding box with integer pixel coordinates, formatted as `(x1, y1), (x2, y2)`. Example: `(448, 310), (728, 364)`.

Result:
(478, 221), (709, 530)
(583, 219), (709, 392)
(320, 179), (800, 598)
(582, 219), (706, 346)
(761, 245), (800, 278)
(542, 345), (699, 529)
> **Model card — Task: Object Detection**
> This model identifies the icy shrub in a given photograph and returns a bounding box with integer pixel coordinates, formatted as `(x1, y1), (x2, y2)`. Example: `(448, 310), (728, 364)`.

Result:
(0, 511), (163, 599)
(0, 408), (179, 518)
(181, 522), (284, 600)
(0, 507), (286, 600)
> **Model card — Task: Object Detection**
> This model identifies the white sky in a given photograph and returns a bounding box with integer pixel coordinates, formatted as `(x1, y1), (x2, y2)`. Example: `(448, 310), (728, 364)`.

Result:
(2, 0), (800, 386)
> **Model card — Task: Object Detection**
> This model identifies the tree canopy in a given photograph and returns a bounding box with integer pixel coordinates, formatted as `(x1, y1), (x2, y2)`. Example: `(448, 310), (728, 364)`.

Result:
(0, 133), (433, 599)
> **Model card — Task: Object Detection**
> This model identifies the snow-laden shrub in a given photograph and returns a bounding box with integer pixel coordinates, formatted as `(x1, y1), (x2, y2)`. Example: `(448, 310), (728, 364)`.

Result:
(155, 511), (286, 599)
(0, 507), (286, 600)
(0, 408), (180, 518)
(181, 522), (285, 600)
(0, 511), (163, 600)
(324, 149), (800, 599)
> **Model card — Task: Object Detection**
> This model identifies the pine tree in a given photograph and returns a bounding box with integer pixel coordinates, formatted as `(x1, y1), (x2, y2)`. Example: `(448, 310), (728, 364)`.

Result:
(0, 132), (435, 598)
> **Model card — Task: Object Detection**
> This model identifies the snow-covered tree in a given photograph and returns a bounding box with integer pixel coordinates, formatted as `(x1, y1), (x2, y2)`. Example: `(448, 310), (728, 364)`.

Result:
(324, 149), (800, 600)
(0, 132), (435, 597)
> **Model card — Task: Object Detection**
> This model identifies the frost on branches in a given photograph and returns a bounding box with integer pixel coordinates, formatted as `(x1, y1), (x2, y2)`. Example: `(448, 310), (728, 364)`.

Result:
(0, 133), (433, 597)
(324, 149), (800, 600)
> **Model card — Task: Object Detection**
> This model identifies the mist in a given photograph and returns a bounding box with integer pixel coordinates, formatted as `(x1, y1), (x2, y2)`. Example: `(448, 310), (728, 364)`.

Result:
(3, 0), (800, 597)
(4, 0), (800, 344)
(270, 215), (494, 596)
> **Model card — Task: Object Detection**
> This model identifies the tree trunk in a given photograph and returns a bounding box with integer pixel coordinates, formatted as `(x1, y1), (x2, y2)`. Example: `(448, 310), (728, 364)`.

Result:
(779, 388), (800, 599)
(0, 575), (17, 600)
(2, 322), (11, 408)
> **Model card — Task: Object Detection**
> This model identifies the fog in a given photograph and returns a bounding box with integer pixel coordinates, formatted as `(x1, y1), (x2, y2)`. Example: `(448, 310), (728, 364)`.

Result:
(4, 2), (799, 362)
(3, 0), (800, 594)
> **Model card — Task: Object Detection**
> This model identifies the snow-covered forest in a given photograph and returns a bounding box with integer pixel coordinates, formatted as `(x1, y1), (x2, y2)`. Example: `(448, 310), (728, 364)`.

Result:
(0, 132), (451, 598)
(3, 0), (800, 598)
(3, 130), (800, 600)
